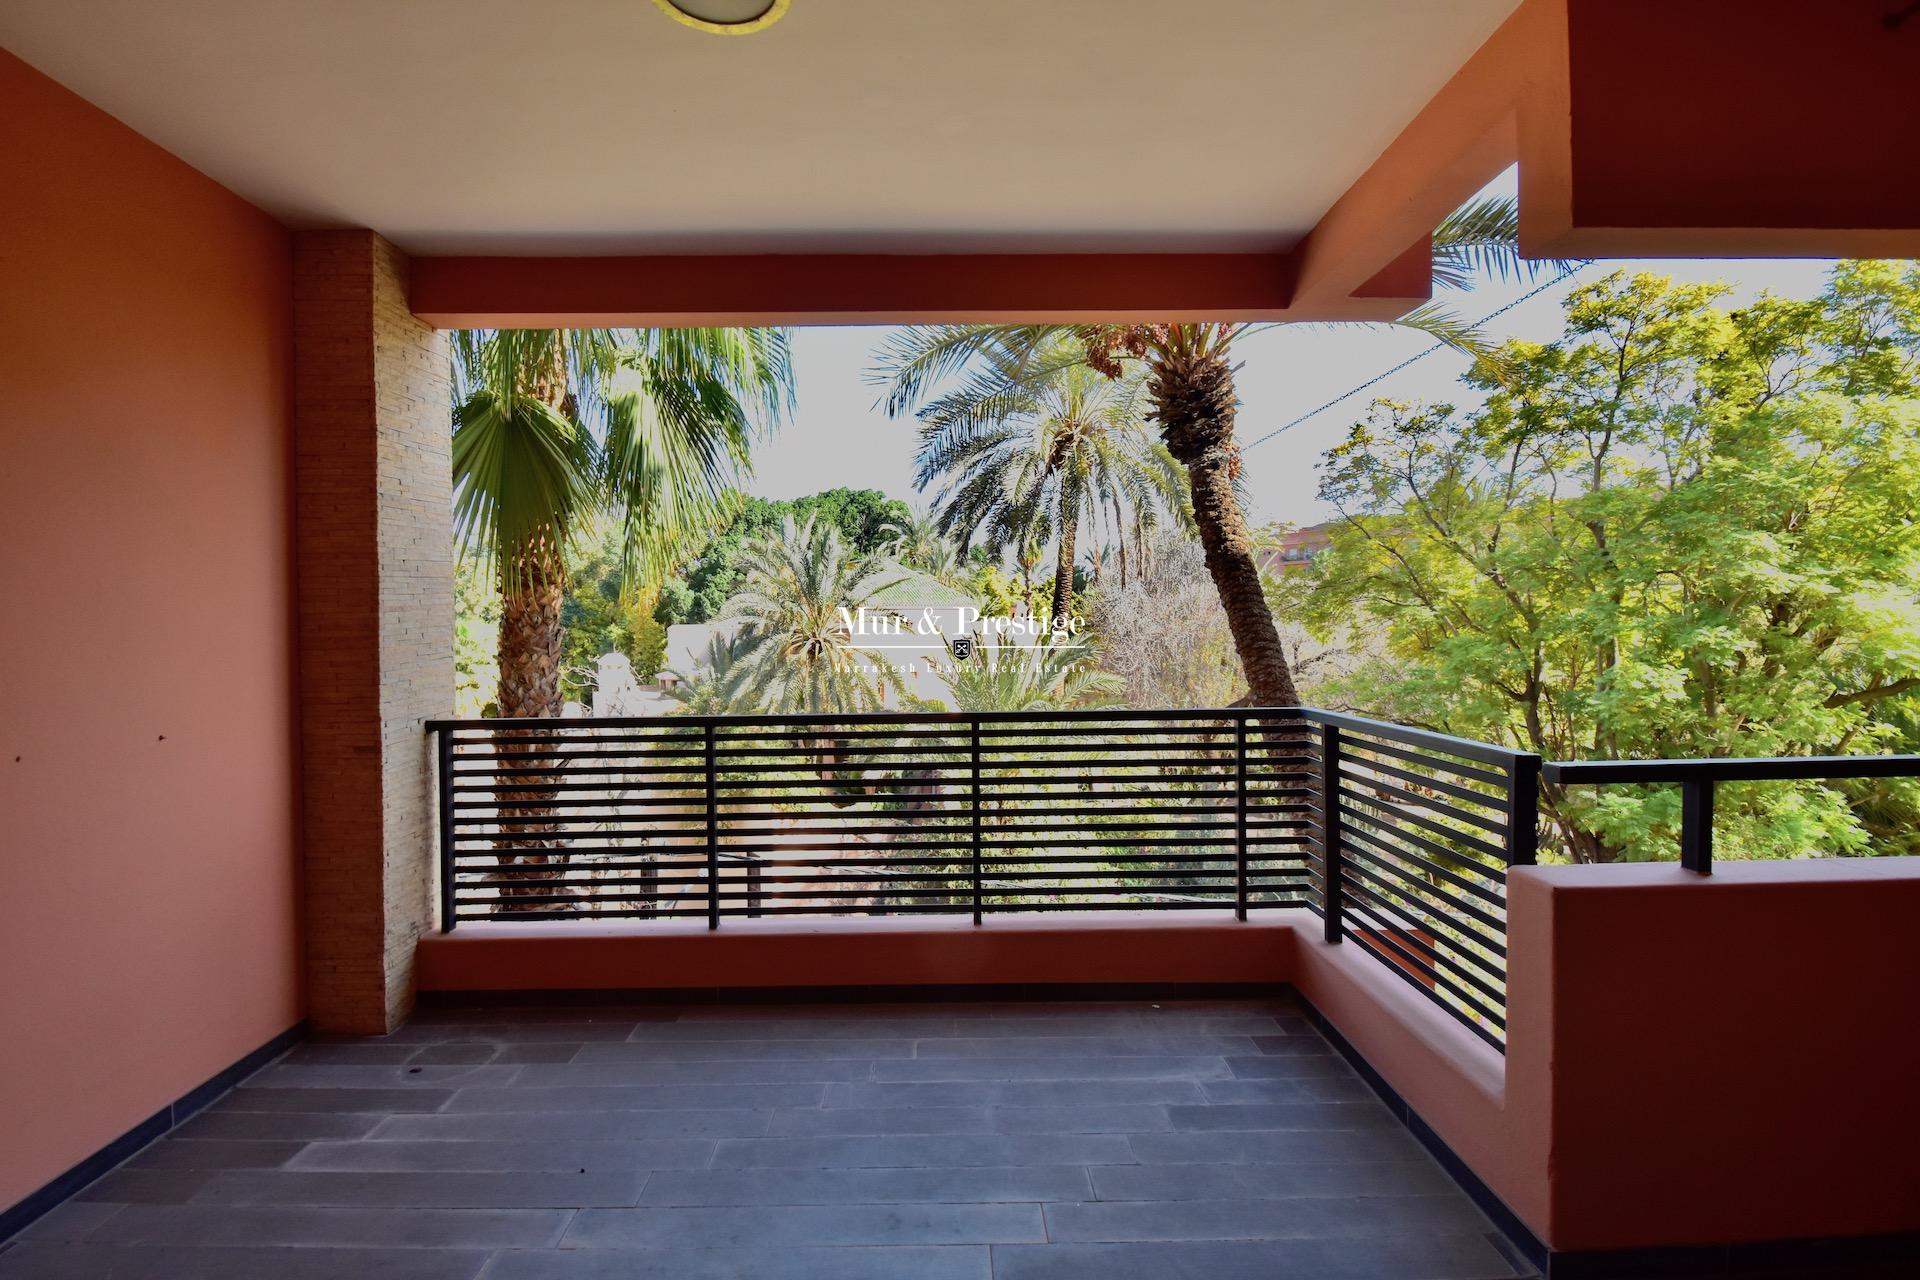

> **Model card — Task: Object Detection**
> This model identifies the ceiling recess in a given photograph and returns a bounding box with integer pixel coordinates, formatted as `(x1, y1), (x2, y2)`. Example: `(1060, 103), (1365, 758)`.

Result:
(653, 0), (789, 36)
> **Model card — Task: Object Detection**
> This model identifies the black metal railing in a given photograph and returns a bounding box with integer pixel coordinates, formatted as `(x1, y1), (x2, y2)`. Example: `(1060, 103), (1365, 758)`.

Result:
(1304, 711), (1539, 1050)
(1540, 754), (1920, 873)
(427, 706), (1544, 1049)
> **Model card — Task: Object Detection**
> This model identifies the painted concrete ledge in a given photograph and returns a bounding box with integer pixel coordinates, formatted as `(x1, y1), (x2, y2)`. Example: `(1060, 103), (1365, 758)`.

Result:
(417, 909), (1303, 992)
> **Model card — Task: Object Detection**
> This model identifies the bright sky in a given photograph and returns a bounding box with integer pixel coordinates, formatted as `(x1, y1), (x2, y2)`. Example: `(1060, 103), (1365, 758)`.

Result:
(747, 174), (1838, 529)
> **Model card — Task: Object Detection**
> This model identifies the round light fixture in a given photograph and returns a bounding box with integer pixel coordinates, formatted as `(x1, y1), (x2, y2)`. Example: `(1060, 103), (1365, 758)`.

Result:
(652, 0), (789, 35)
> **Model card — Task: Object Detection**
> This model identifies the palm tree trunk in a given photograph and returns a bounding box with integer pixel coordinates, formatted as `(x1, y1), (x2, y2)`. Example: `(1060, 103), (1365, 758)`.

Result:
(495, 541), (573, 912)
(498, 545), (566, 717)
(1150, 342), (1300, 707)
(1052, 510), (1078, 623)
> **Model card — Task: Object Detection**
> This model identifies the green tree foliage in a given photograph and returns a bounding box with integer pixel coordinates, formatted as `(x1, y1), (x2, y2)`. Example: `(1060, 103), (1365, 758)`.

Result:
(882, 506), (966, 582)
(1289, 264), (1920, 862)
(653, 488), (911, 625)
(559, 527), (670, 700)
(886, 332), (1186, 622)
(450, 327), (792, 716)
(665, 630), (756, 716)
(453, 555), (502, 718)
(873, 194), (1567, 706)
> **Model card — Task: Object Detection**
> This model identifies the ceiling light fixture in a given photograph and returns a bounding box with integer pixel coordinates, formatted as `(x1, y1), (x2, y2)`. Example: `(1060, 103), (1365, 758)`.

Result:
(653, 0), (789, 35)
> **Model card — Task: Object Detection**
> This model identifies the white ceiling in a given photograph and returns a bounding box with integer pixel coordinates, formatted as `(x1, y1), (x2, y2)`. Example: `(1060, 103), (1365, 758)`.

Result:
(1, 0), (1521, 256)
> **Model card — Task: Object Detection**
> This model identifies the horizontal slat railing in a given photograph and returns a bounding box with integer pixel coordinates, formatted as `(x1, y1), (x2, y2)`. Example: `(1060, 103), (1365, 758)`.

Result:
(429, 708), (1319, 927)
(1300, 710), (1540, 1051)
(428, 706), (1538, 1049)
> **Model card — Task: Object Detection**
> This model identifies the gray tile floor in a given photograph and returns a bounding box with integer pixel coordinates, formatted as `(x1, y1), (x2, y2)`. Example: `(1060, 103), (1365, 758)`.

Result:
(0, 997), (1536, 1279)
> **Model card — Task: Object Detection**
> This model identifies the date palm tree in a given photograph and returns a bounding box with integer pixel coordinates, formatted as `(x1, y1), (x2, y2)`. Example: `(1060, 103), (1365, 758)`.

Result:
(452, 327), (793, 717)
(948, 639), (1123, 713)
(875, 195), (1566, 706)
(726, 516), (907, 715)
(881, 506), (966, 583)
(904, 335), (1186, 622)
(666, 630), (756, 716)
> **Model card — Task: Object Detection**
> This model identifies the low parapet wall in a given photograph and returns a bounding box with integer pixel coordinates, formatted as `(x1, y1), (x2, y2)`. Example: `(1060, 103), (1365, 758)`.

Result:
(417, 909), (1297, 993)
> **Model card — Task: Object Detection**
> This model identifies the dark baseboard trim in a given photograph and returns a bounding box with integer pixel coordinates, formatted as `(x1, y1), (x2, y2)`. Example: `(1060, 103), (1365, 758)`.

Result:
(1295, 994), (1920, 1280)
(0, 1022), (304, 1247)
(1541, 1230), (1920, 1280)
(1291, 992), (1551, 1274)
(418, 981), (1294, 1007)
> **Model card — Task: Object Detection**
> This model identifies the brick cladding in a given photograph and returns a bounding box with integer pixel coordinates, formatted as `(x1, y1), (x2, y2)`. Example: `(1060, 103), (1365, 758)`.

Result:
(293, 231), (451, 1033)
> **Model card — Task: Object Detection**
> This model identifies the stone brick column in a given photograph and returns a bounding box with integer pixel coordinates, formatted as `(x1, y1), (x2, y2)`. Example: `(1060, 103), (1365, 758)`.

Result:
(293, 231), (451, 1034)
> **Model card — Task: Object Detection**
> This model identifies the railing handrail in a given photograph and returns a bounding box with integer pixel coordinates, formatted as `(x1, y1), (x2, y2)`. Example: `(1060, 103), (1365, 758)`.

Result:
(1541, 752), (1920, 874)
(1297, 709), (1537, 770)
(426, 705), (1543, 770)
(425, 706), (1309, 732)
(1542, 754), (1920, 784)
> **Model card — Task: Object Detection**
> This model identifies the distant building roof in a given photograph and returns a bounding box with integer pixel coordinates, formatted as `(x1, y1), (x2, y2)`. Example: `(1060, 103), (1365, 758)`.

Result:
(1258, 521), (1335, 575)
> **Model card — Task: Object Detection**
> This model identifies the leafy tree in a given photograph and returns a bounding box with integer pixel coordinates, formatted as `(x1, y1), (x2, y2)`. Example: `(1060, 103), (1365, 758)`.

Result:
(1291, 263), (1920, 862)
(453, 555), (502, 718)
(726, 516), (908, 714)
(559, 526), (670, 701)
(875, 195), (1564, 706)
(451, 328), (793, 716)
(790, 487), (912, 555)
(654, 488), (912, 625)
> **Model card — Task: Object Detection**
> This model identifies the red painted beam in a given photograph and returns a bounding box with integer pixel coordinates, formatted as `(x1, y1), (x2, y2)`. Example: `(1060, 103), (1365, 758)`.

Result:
(410, 251), (1303, 329)
(1532, 0), (1920, 258)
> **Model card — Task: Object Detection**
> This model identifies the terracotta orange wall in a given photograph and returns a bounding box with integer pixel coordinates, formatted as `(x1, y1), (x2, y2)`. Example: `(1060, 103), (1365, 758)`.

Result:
(1533, 859), (1920, 1251)
(1298, 860), (1920, 1253)
(0, 50), (300, 1213)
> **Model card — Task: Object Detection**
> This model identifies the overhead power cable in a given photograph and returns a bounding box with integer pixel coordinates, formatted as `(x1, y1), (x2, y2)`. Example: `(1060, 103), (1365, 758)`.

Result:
(1241, 264), (1588, 454)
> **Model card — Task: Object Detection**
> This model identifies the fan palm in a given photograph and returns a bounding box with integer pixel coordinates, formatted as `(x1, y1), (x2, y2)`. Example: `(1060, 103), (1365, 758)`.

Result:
(452, 327), (790, 910)
(451, 326), (793, 718)
(726, 516), (908, 715)
(874, 194), (1568, 706)
(906, 337), (1186, 621)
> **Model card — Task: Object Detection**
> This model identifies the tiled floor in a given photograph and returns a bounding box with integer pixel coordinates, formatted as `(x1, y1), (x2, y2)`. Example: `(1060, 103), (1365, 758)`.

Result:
(0, 997), (1536, 1279)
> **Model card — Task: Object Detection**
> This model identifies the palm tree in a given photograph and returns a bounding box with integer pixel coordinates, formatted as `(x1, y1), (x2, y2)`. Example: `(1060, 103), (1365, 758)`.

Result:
(452, 327), (790, 912)
(666, 630), (756, 716)
(948, 640), (1123, 713)
(875, 195), (1566, 707)
(904, 335), (1186, 621)
(726, 516), (907, 715)
(451, 327), (794, 718)
(881, 506), (965, 583)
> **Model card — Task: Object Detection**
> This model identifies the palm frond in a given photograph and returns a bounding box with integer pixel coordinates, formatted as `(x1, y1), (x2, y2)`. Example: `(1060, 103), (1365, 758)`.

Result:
(450, 389), (601, 592)
(1392, 302), (1513, 382)
(1431, 195), (1584, 290)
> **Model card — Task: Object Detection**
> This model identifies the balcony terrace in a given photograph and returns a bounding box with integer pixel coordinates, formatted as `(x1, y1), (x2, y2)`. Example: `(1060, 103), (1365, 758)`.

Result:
(6, 2), (1920, 1278)
(11, 996), (1534, 1280)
